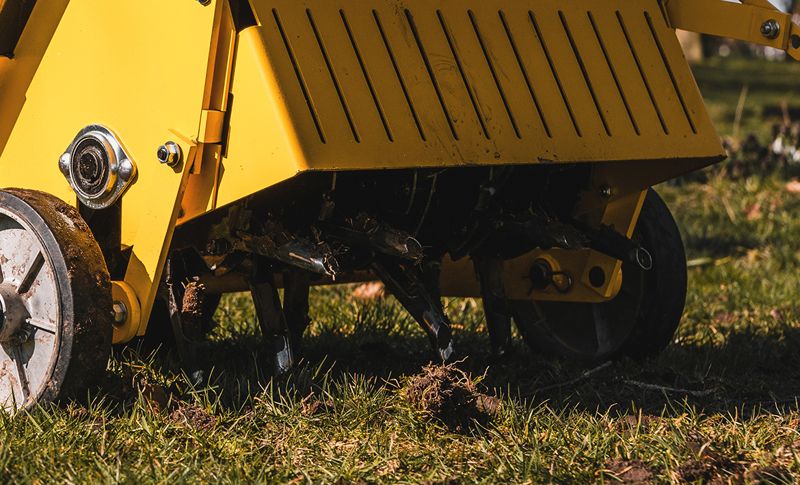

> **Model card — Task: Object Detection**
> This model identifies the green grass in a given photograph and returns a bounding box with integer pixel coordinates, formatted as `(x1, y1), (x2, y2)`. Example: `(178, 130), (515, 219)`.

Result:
(4, 59), (800, 483)
(693, 57), (800, 140)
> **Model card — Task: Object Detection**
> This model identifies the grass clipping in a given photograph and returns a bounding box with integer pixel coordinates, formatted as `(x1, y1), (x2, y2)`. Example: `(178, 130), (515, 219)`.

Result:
(402, 363), (500, 433)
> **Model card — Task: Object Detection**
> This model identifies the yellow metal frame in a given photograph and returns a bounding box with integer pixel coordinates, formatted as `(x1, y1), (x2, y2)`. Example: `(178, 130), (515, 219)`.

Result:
(0, 0), (224, 342)
(0, 0), (797, 343)
(664, 0), (800, 61)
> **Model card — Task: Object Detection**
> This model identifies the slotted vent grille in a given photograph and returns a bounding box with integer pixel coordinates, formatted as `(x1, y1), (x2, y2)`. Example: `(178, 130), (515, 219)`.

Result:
(252, 0), (717, 167)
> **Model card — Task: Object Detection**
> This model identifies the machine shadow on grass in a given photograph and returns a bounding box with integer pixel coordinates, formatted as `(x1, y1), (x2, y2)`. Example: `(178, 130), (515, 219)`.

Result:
(109, 295), (800, 422)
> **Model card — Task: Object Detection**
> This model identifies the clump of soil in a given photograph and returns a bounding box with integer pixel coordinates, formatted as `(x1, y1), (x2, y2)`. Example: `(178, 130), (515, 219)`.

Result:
(169, 403), (217, 431)
(300, 393), (333, 417)
(676, 438), (747, 483)
(182, 282), (207, 318)
(602, 459), (654, 484)
(744, 466), (793, 483)
(615, 414), (661, 437)
(402, 363), (501, 433)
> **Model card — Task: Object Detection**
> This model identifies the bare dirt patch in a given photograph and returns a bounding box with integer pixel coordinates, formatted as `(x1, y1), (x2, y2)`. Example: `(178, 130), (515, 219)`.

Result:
(601, 459), (654, 484)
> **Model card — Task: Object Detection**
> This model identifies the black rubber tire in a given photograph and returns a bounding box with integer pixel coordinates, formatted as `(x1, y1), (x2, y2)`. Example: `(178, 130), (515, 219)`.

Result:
(512, 188), (687, 361)
(0, 189), (112, 409)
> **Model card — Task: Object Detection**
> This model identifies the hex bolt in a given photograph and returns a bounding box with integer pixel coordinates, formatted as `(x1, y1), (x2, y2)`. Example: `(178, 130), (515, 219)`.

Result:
(113, 301), (128, 325)
(599, 185), (613, 199)
(157, 141), (182, 168)
(197, 0), (211, 5)
(761, 19), (781, 40)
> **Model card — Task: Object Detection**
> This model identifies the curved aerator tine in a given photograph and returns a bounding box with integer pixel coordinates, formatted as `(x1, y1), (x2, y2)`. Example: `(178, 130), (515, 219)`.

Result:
(250, 273), (296, 377)
(372, 257), (455, 363)
(474, 256), (514, 359)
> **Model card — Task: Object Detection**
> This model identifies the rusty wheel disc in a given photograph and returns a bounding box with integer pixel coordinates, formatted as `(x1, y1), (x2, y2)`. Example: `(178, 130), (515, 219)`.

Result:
(0, 189), (111, 412)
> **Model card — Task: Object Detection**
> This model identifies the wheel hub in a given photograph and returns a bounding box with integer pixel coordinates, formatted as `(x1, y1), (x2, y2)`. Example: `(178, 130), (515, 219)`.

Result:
(0, 284), (29, 343)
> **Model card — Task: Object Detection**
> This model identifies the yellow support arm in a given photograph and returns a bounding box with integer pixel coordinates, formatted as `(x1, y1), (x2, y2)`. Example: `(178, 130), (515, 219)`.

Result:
(663, 0), (800, 60)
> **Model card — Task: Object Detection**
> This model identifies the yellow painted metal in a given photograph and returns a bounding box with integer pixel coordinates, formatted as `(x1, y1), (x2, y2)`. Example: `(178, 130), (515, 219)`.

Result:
(180, 3), (238, 223)
(0, 0), (222, 343)
(215, 0), (724, 210)
(111, 281), (141, 344)
(664, 0), (800, 61)
(211, 25), (307, 211)
(216, 0), (715, 303)
(439, 178), (647, 303)
(0, 2), (69, 157)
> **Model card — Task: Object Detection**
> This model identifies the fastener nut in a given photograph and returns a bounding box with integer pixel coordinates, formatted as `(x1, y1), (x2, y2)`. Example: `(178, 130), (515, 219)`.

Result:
(113, 301), (128, 325)
(761, 19), (781, 40)
(157, 141), (182, 167)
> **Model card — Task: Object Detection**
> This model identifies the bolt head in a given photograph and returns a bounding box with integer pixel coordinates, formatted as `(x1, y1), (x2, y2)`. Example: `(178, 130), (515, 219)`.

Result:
(58, 153), (71, 176)
(113, 301), (128, 325)
(157, 141), (182, 167)
(761, 19), (781, 40)
(599, 185), (613, 199)
(118, 158), (135, 181)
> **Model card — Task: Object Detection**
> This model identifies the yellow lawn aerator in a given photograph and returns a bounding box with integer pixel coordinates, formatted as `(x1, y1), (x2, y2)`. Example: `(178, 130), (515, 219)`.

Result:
(0, 0), (797, 411)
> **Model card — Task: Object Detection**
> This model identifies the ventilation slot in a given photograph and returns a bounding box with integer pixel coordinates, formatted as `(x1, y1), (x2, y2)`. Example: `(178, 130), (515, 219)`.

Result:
(499, 10), (551, 138)
(470, 10), (521, 139)
(437, 10), (490, 140)
(372, 11), (426, 141)
(588, 12), (639, 135)
(529, 11), (581, 137)
(559, 11), (611, 137)
(340, 10), (394, 142)
(272, 9), (326, 144)
(307, 9), (360, 142)
(616, 11), (668, 135)
(644, 12), (697, 134)
(405, 9), (460, 140)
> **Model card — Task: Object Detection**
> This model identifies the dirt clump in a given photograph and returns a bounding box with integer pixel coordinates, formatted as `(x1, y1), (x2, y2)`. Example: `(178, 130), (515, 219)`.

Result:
(615, 414), (661, 437)
(402, 363), (500, 433)
(601, 459), (654, 484)
(169, 403), (217, 431)
(675, 438), (747, 483)
(300, 393), (333, 417)
(744, 465), (793, 483)
(182, 282), (207, 318)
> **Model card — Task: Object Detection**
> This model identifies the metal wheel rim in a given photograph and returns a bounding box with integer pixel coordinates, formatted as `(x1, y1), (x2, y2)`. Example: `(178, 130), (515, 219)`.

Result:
(0, 207), (61, 411)
(529, 266), (646, 359)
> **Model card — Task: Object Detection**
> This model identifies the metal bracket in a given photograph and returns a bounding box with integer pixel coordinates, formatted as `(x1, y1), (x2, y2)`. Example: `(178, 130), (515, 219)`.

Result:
(663, 0), (800, 61)
(58, 125), (137, 210)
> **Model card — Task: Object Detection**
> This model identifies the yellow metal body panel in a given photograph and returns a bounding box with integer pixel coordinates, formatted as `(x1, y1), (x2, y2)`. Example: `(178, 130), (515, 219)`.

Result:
(212, 26), (304, 211)
(0, 2), (68, 156)
(0, 0), (221, 340)
(216, 0), (724, 209)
